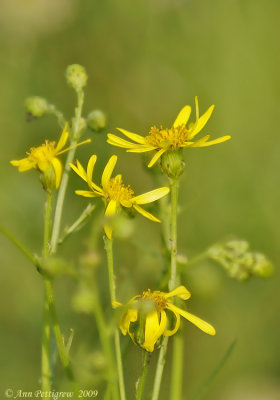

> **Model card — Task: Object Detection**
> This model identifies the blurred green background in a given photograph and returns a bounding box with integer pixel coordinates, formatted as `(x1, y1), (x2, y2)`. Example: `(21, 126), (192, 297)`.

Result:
(1, 0), (280, 399)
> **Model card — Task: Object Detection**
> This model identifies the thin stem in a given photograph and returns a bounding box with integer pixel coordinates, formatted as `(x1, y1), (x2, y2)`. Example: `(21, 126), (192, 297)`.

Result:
(0, 225), (41, 270)
(170, 331), (183, 400)
(151, 336), (168, 400)
(104, 237), (127, 400)
(92, 279), (120, 400)
(50, 90), (84, 254)
(151, 178), (179, 400)
(41, 191), (53, 396)
(135, 351), (149, 400)
(44, 278), (80, 398)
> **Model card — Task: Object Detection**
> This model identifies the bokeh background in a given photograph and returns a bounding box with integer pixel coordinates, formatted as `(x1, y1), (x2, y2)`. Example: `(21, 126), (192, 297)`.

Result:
(1, 0), (280, 399)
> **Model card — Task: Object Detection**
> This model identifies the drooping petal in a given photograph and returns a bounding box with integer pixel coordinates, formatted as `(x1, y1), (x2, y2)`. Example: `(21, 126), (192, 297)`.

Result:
(148, 149), (166, 168)
(10, 158), (35, 171)
(164, 312), (181, 336)
(116, 128), (146, 144)
(75, 190), (100, 197)
(55, 124), (69, 152)
(133, 204), (160, 222)
(193, 135), (231, 147)
(167, 304), (216, 336)
(104, 200), (117, 239)
(188, 104), (215, 139)
(120, 308), (138, 335)
(162, 286), (191, 300)
(51, 157), (62, 188)
(102, 155), (117, 189)
(132, 187), (170, 205)
(173, 105), (192, 128)
(107, 134), (139, 149)
(69, 161), (87, 182)
(142, 311), (159, 352)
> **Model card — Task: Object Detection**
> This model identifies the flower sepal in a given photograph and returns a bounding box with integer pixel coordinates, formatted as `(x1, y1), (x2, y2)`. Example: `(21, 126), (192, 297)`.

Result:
(160, 149), (185, 179)
(40, 163), (57, 192)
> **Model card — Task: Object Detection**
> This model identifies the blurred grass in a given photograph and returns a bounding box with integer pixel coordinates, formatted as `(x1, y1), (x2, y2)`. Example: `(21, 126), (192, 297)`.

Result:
(1, 0), (280, 399)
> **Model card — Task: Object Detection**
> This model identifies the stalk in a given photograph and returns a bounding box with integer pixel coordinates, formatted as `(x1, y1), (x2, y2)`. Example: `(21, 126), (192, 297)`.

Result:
(104, 237), (127, 400)
(135, 351), (149, 400)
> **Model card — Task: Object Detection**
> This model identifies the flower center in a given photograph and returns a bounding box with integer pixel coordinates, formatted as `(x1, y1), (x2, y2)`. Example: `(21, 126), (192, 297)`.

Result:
(141, 289), (167, 312)
(106, 175), (134, 202)
(145, 124), (190, 149)
(28, 141), (56, 162)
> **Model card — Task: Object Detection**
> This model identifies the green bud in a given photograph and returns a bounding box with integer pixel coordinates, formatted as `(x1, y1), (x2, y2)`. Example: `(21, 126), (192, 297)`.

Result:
(65, 64), (88, 91)
(160, 149), (185, 179)
(87, 110), (107, 132)
(25, 96), (49, 118)
(251, 253), (274, 277)
(40, 165), (56, 192)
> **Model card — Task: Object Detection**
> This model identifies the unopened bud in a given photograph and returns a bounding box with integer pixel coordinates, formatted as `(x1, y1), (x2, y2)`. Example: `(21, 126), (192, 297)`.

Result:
(66, 64), (88, 91)
(160, 149), (185, 179)
(87, 110), (107, 132)
(25, 96), (49, 119)
(251, 253), (274, 277)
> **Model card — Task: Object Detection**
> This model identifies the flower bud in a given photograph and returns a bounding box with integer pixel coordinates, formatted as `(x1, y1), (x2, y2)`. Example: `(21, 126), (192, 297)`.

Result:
(65, 64), (88, 91)
(40, 164), (57, 192)
(251, 253), (274, 278)
(87, 110), (107, 132)
(25, 96), (49, 119)
(160, 149), (185, 179)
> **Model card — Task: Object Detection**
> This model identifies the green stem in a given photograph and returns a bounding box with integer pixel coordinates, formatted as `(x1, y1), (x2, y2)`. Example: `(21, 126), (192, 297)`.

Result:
(41, 191), (54, 397)
(104, 237), (127, 400)
(92, 280), (120, 400)
(0, 225), (41, 270)
(135, 351), (149, 400)
(151, 178), (180, 400)
(170, 331), (183, 400)
(50, 89), (84, 254)
(44, 278), (80, 398)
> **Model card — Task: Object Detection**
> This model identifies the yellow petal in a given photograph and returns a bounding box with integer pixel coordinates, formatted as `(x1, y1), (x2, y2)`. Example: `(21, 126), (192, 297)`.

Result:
(163, 286), (191, 300)
(143, 311), (160, 352)
(133, 204), (160, 223)
(69, 161), (87, 182)
(164, 312), (180, 336)
(116, 128), (146, 144)
(51, 157), (62, 189)
(132, 187), (170, 205)
(127, 146), (155, 153)
(107, 134), (138, 149)
(148, 149), (166, 168)
(193, 135), (231, 147)
(55, 123), (69, 152)
(104, 200), (117, 239)
(87, 155), (97, 182)
(75, 190), (99, 197)
(167, 304), (216, 336)
(173, 105), (192, 128)
(120, 308), (138, 335)
(10, 158), (34, 171)
(188, 104), (215, 139)
(102, 155), (117, 189)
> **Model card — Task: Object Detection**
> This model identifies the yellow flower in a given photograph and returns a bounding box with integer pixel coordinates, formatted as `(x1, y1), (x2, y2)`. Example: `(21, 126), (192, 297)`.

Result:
(69, 154), (170, 239)
(113, 286), (216, 352)
(107, 97), (231, 168)
(10, 124), (91, 189)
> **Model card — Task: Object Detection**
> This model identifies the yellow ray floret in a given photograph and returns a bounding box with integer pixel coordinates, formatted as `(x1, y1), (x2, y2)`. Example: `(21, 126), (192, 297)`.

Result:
(113, 285), (216, 352)
(107, 97), (231, 168)
(11, 124), (91, 189)
(70, 155), (170, 239)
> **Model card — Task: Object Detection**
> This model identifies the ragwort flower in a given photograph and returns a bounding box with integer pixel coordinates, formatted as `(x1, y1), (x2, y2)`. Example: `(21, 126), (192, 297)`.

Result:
(69, 155), (170, 239)
(107, 97), (231, 168)
(10, 124), (90, 189)
(113, 286), (216, 352)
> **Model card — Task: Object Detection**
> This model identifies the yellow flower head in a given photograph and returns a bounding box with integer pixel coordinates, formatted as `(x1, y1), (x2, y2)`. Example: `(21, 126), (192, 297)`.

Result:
(10, 124), (91, 189)
(113, 286), (216, 352)
(70, 155), (170, 239)
(107, 97), (231, 168)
